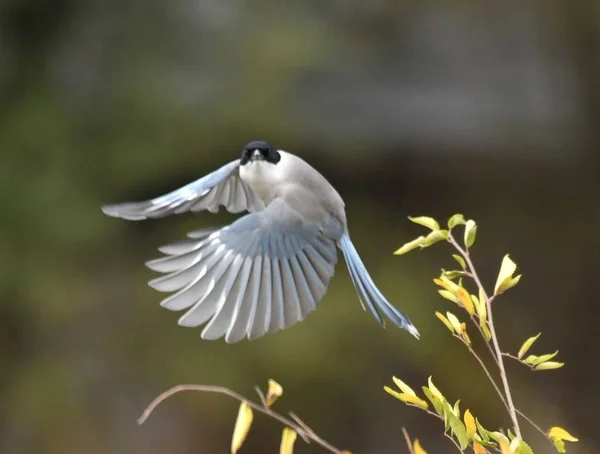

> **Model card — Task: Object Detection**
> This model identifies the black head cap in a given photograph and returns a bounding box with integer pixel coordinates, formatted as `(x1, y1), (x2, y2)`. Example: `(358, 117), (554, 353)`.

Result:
(240, 140), (281, 165)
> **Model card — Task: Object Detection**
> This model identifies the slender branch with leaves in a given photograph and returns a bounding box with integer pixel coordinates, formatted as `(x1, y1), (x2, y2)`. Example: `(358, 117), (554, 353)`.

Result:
(138, 380), (352, 454)
(388, 214), (578, 454)
(138, 214), (579, 454)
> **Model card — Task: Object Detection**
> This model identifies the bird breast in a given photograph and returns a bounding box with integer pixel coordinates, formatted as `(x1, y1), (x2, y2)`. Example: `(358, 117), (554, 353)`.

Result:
(239, 160), (281, 203)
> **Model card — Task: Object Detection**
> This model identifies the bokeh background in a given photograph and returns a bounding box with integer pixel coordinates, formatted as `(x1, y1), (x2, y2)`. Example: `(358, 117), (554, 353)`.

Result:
(1, 1), (598, 453)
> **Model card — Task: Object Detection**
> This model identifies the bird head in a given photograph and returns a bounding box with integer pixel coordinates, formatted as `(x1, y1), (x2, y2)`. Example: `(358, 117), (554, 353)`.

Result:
(240, 140), (281, 166)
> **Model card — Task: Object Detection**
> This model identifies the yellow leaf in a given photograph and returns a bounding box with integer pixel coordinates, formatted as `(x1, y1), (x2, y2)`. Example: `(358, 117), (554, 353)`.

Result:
(413, 439), (428, 454)
(518, 333), (541, 359)
(408, 216), (440, 230)
(456, 288), (475, 315)
(509, 438), (521, 452)
(266, 379), (284, 407)
(464, 409), (476, 439)
(494, 254), (517, 294)
(548, 426), (579, 442)
(231, 402), (253, 454)
(394, 236), (426, 255)
(438, 289), (458, 303)
(401, 394), (429, 409)
(392, 376), (417, 397)
(498, 435), (512, 454)
(472, 442), (487, 454)
(473, 294), (487, 319)
(534, 361), (564, 371)
(480, 318), (492, 341)
(383, 386), (403, 401)
(446, 312), (462, 333)
(459, 323), (471, 345)
(279, 427), (297, 454)
(435, 311), (455, 333)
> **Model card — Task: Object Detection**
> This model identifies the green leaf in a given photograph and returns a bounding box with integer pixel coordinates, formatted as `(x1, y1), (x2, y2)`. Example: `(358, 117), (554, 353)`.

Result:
(448, 214), (466, 229)
(452, 254), (467, 269)
(522, 354), (540, 365)
(421, 229), (449, 247)
(518, 333), (541, 359)
(475, 418), (490, 442)
(519, 439), (534, 454)
(441, 269), (467, 279)
(392, 376), (416, 396)
(494, 254), (518, 294)
(442, 400), (469, 449)
(394, 236), (426, 255)
(422, 386), (444, 415)
(464, 220), (477, 248)
(552, 438), (566, 453)
(534, 361), (565, 371)
(435, 311), (455, 333)
(531, 351), (559, 366)
(408, 216), (440, 230)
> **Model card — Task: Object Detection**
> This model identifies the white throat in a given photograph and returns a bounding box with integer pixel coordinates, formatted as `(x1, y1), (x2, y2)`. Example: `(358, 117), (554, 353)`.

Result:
(239, 160), (280, 202)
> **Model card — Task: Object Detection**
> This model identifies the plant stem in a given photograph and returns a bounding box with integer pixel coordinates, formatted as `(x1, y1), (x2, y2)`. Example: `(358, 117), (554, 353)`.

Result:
(462, 339), (510, 414)
(138, 384), (346, 454)
(448, 234), (522, 440)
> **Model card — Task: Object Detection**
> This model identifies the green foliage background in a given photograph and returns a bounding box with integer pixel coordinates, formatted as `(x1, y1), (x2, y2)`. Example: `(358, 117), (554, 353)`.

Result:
(0, 1), (597, 453)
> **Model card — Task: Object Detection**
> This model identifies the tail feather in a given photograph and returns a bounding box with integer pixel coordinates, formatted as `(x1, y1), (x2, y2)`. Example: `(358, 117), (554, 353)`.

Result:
(339, 234), (420, 339)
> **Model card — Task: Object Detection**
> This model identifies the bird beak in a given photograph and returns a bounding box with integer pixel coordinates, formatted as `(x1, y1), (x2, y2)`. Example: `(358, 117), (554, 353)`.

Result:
(251, 149), (265, 161)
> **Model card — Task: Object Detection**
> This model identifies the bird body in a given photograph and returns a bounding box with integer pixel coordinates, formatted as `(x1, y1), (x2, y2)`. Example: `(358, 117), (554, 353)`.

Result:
(102, 141), (419, 343)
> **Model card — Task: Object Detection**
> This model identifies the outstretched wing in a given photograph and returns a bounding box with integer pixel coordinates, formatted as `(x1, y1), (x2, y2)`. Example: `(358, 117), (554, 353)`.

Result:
(144, 199), (341, 343)
(101, 160), (265, 220)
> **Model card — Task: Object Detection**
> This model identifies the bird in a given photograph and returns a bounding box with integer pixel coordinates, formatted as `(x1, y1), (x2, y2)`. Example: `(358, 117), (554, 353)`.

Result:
(102, 140), (420, 343)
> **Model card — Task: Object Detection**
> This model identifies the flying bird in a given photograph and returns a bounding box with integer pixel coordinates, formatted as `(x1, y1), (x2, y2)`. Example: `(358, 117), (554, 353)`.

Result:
(102, 141), (419, 343)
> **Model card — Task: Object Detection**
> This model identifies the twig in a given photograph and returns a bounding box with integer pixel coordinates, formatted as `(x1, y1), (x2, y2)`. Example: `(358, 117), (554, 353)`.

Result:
(515, 408), (549, 441)
(254, 385), (268, 407)
(401, 427), (416, 454)
(469, 313), (499, 364)
(458, 336), (510, 414)
(448, 234), (522, 440)
(138, 384), (346, 454)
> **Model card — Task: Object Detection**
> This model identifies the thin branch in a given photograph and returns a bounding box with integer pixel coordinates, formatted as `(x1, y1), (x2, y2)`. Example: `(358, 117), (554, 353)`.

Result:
(448, 234), (522, 439)
(138, 384), (346, 454)
(289, 412), (316, 443)
(515, 408), (549, 440)
(401, 427), (416, 454)
(457, 335), (510, 415)
(253, 385), (268, 407)
(469, 313), (499, 364)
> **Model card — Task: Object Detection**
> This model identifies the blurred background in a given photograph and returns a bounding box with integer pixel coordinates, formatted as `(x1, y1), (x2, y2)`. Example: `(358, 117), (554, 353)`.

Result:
(1, 1), (598, 453)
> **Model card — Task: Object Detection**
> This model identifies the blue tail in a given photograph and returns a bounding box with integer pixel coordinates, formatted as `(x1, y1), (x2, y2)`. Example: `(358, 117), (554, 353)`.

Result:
(339, 234), (420, 339)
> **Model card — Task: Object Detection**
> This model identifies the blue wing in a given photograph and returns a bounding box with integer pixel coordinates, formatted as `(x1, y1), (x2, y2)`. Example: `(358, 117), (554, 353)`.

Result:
(144, 199), (340, 343)
(101, 160), (265, 220)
